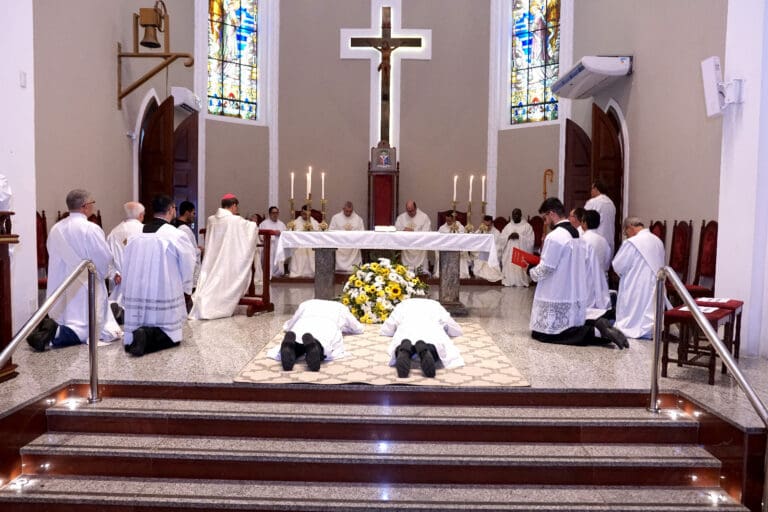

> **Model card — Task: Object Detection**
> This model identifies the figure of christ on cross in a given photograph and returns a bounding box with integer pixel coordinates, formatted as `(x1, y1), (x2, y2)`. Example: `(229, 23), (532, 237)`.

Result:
(350, 6), (422, 144)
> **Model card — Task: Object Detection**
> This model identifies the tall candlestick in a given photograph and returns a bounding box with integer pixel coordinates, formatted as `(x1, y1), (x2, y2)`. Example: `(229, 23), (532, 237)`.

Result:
(481, 175), (486, 202)
(321, 172), (325, 200)
(468, 175), (474, 202)
(452, 175), (458, 202)
(290, 172), (295, 199)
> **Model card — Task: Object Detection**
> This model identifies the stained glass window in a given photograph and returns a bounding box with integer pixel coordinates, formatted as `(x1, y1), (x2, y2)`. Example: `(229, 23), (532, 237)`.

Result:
(208, 0), (259, 120)
(510, 0), (560, 125)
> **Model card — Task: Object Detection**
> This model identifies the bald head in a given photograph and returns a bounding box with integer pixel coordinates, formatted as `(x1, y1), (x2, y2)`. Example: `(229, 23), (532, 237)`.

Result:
(123, 201), (145, 221)
(405, 200), (417, 217)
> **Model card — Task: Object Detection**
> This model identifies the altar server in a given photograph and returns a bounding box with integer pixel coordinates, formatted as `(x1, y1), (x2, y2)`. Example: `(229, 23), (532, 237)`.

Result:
(328, 201), (365, 272)
(582, 210), (612, 311)
(394, 200), (431, 275)
(269, 299), (364, 371)
(471, 215), (503, 282)
(288, 205), (321, 278)
(189, 193), (260, 320)
(433, 211), (470, 279)
(381, 298), (465, 378)
(172, 200), (201, 287)
(258, 206), (287, 278)
(500, 209), (535, 287)
(106, 201), (145, 307)
(122, 195), (196, 356)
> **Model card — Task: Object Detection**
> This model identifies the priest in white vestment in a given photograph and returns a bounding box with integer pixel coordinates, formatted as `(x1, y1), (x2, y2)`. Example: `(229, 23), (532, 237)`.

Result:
(328, 201), (365, 272)
(527, 198), (627, 349)
(500, 209), (535, 287)
(172, 200), (201, 288)
(584, 180), (617, 254)
(433, 212), (470, 279)
(269, 299), (364, 371)
(470, 216), (502, 282)
(189, 194), (260, 320)
(394, 200), (431, 275)
(381, 298), (465, 378)
(581, 210), (612, 311)
(106, 201), (145, 306)
(27, 189), (122, 351)
(288, 205), (321, 278)
(0, 174), (11, 210)
(122, 195), (196, 356)
(258, 206), (287, 278)
(612, 217), (667, 339)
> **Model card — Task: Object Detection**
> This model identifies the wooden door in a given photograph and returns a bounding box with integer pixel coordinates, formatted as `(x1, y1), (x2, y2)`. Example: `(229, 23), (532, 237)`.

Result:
(139, 96), (174, 218)
(563, 119), (592, 210)
(173, 112), (198, 223)
(591, 103), (624, 251)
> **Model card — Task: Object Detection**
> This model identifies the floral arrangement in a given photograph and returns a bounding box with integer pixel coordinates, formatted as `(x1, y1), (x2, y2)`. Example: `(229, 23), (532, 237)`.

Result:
(340, 258), (428, 324)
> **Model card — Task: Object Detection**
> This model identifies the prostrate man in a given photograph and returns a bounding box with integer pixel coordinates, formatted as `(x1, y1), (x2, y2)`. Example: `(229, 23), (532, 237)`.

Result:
(189, 193), (260, 320)
(433, 211), (470, 279)
(394, 200), (431, 275)
(106, 201), (145, 310)
(288, 205), (320, 278)
(569, 207), (586, 236)
(27, 189), (122, 351)
(471, 215), (502, 282)
(258, 206), (287, 278)
(612, 217), (667, 339)
(500, 209), (535, 287)
(527, 198), (628, 349)
(270, 299), (364, 371)
(584, 180), (617, 254)
(328, 201), (365, 272)
(381, 298), (465, 378)
(122, 195), (196, 356)
(581, 210), (612, 311)
(172, 200), (201, 288)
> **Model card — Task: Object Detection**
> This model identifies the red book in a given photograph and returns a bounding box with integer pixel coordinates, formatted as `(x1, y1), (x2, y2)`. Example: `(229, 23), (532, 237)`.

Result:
(511, 247), (540, 268)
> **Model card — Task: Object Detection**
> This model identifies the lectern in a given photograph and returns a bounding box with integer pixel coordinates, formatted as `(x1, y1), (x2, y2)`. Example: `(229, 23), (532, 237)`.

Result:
(367, 142), (399, 227)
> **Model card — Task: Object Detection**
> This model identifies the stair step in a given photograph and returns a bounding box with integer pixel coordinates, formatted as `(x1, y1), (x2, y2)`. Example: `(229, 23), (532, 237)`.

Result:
(45, 398), (699, 443)
(20, 433), (721, 486)
(0, 476), (746, 511)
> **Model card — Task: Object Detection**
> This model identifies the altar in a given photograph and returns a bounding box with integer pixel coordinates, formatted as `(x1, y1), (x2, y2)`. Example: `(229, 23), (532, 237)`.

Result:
(274, 231), (500, 315)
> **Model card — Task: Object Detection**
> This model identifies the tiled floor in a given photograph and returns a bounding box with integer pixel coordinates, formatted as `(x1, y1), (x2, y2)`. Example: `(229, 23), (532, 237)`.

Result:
(2, 283), (767, 430)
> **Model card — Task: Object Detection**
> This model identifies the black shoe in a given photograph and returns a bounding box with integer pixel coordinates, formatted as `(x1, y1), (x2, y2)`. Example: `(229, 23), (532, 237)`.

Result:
(129, 328), (147, 357)
(303, 335), (323, 372)
(395, 339), (413, 378)
(110, 302), (125, 325)
(27, 317), (57, 352)
(280, 332), (297, 371)
(595, 318), (629, 350)
(414, 340), (436, 378)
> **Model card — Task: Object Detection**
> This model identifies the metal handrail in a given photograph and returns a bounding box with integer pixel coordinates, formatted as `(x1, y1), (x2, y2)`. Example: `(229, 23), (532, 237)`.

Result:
(0, 259), (100, 403)
(649, 265), (768, 511)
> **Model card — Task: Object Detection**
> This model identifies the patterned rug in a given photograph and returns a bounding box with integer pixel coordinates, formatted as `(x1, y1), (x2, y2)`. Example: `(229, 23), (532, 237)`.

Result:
(234, 322), (529, 387)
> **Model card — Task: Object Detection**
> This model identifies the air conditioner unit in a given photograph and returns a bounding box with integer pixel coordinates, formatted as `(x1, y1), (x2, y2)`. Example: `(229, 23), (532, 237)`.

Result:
(171, 86), (201, 113)
(552, 56), (633, 99)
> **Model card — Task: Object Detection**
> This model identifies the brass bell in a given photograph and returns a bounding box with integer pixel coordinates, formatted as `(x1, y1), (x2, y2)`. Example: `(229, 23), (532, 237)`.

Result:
(140, 26), (161, 48)
(139, 7), (162, 49)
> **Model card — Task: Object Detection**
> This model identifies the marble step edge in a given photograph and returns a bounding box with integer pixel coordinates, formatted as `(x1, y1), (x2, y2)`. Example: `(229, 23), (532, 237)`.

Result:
(23, 434), (720, 468)
(0, 476), (746, 511)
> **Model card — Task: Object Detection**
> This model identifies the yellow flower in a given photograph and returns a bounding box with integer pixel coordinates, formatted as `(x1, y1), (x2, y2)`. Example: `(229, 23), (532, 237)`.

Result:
(360, 314), (370, 324)
(348, 275), (356, 283)
(370, 262), (380, 271)
(356, 293), (369, 305)
(396, 265), (407, 275)
(377, 289), (385, 298)
(388, 284), (402, 300)
(341, 296), (350, 305)
(354, 279), (364, 288)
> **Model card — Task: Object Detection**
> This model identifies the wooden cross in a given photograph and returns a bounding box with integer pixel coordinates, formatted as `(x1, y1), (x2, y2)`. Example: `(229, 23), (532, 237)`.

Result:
(350, 7), (422, 144)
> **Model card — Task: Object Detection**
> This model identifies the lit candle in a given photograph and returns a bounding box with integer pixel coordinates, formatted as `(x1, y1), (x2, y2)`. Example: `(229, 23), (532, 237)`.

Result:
(306, 172), (310, 200)
(290, 172), (295, 199)
(481, 175), (486, 202)
(321, 172), (326, 200)
(468, 175), (474, 202)
(452, 175), (458, 202)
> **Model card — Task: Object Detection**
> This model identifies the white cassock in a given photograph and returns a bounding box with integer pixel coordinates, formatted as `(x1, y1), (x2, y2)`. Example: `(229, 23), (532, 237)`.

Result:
(500, 220), (535, 287)
(470, 226), (502, 282)
(268, 299), (363, 361)
(381, 298), (465, 369)
(529, 222), (588, 335)
(122, 223), (196, 346)
(46, 213), (122, 343)
(258, 218), (287, 278)
(328, 211), (365, 272)
(582, 229), (612, 311)
(177, 223), (201, 287)
(288, 216), (321, 277)
(189, 208), (260, 320)
(106, 219), (144, 305)
(0, 174), (11, 210)
(612, 228), (666, 339)
(584, 193), (616, 254)
(394, 208), (431, 274)
(433, 222), (470, 279)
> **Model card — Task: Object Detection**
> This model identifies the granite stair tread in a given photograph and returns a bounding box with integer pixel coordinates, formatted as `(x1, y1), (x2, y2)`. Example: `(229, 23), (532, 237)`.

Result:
(0, 476), (747, 511)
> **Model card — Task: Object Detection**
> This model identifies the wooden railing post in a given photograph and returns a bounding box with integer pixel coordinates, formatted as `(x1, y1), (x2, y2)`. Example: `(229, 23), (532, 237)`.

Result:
(0, 211), (19, 382)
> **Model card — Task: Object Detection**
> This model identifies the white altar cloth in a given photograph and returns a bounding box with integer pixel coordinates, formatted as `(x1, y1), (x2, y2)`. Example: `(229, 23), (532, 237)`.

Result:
(275, 231), (500, 269)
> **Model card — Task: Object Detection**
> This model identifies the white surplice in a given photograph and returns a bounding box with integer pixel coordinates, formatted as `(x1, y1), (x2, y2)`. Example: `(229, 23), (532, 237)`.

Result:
(288, 216), (320, 277)
(394, 208), (431, 274)
(177, 223), (201, 287)
(380, 298), (465, 369)
(46, 213), (122, 343)
(584, 194), (616, 254)
(612, 228), (666, 339)
(106, 218), (144, 305)
(258, 218), (287, 278)
(500, 220), (535, 287)
(328, 211), (365, 271)
(433, 222), (470, 279)
(470, 226), (502, 282)
(122, 222), (196, 346)
(189, 208), (260, 320)
(582, 229), (612, 310)
(529, 222), (588, 335)
(268, 299), (363, 361)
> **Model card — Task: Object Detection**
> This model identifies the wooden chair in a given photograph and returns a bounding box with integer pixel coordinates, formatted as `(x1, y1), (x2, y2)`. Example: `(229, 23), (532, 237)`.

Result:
(36, 211), (49, 291)
(668, 220), (693, 283)
(493, 216), (509, 233)
(528, 215), (544, 252)
(649, 219), (667, 247)
(57, 209), (103, 227)
(436, 210), (468, 229)
(686, 220), (718, 298)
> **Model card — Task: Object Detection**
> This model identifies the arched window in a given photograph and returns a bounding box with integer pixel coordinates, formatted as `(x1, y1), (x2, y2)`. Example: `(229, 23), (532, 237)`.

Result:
(510, 0), (560, 125)
(208, 0), (259, 120)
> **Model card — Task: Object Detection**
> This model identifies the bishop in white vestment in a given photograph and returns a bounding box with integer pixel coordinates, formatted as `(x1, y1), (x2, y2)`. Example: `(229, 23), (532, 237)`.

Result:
(328, 202), (365, 272)
(433, 213), (470, 279)
(189, 194), (260, 320)
(106, 201), (145, 305)
(584, 180), (617, 254)
(394, 200), (431, 274)
(258, 206), (287, 278)
(288, 207), (321, 278)
(612, 218), (667, 339)
(500, 209), (535, 287)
